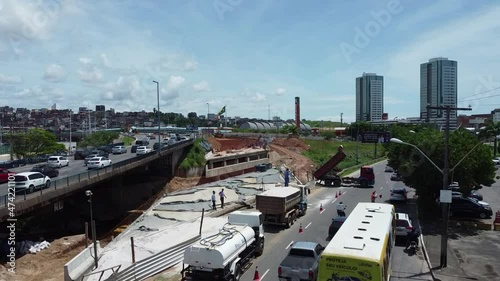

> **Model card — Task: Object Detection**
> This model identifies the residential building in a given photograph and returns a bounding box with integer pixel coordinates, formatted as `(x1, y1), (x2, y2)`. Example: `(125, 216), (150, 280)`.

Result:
(420, 57), (458, 129)
(492, 109), (500, 123)
(356, 73), (384, 122)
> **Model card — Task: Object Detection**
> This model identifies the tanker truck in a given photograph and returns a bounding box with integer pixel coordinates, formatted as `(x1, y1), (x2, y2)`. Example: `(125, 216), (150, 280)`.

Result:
(181, 210), (265, 281)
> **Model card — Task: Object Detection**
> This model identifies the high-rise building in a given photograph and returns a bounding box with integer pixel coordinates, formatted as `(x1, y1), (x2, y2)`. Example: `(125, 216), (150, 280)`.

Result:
(355, 73), (384, 122)
(420, 57), (458, 129)
(96, 105), (105, 112)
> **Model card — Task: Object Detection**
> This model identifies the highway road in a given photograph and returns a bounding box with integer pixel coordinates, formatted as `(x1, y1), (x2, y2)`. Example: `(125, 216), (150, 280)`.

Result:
(240, 160), (433, 281)
(0, 135), (150, 198)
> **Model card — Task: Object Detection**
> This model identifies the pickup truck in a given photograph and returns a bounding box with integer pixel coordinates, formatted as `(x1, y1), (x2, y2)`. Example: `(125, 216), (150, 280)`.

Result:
(278, 241), (324, 281)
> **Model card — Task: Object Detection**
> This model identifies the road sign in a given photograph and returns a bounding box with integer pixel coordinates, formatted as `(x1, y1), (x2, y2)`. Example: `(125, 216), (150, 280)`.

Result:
(361, 132), (391, 143)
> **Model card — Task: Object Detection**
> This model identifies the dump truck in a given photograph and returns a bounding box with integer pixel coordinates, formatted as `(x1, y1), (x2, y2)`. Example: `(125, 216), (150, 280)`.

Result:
(256, 185), (308, 228)
(314, 145), (375, 188)
(181, 210), (265, 281)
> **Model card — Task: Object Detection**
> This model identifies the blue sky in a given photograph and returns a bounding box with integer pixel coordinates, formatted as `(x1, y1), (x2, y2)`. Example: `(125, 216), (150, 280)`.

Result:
(1, 0), (500, 123)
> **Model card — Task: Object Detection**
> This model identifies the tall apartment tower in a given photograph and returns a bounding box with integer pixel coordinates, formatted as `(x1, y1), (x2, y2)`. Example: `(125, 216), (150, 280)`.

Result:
(355, 73), (384, 122)
(420, 57), (458, 129)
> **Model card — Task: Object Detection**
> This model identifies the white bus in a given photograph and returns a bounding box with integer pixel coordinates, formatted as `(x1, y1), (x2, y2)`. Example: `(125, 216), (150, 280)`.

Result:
(318, 202), (396, 281)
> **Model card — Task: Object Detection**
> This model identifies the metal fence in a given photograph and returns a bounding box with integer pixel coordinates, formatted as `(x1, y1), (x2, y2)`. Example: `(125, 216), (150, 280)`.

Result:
(104, 235), (200, 281)
(0, 140), (193, 207)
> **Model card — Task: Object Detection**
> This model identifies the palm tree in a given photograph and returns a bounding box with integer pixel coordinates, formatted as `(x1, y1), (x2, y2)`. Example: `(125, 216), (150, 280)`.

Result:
(480, 120), (500, 157)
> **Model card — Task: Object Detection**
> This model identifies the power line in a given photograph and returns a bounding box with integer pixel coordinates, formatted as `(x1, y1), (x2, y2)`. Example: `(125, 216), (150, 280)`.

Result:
(458, 86), (500, 102)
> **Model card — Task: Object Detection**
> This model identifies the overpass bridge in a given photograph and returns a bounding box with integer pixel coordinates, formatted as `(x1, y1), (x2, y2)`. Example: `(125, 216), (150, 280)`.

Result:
(0, 140), (194, 222)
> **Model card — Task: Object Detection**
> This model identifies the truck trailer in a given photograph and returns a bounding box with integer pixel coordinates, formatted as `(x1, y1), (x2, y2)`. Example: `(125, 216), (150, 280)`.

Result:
(181, 211), (265, 281)
(255, 185), (307, 228)
(314, 145), (375, 188)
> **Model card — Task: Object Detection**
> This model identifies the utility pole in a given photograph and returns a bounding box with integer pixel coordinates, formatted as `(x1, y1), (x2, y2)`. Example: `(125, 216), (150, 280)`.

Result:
(427, 105), (471, 268)
(69, 110), (72, 155)
(340, 113), (343, 128)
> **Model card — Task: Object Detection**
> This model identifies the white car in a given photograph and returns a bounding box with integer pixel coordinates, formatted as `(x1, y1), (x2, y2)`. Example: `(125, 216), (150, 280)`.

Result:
(47, 156), (69, 168)
(87, 157), (112, 169)
(13, 172), (51, 193)
(395, 213), (413, 237)
(136, 146), (152, 155)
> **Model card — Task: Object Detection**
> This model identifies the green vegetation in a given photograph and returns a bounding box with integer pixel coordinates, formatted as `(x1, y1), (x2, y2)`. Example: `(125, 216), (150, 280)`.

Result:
(385, 126), (496, 217)
(77, 131), (120, 148)
(122, 135), (135, 146)
(179, 139), (207, 171)
(303, 139), (386, 171)
(9, 129), (66, 158)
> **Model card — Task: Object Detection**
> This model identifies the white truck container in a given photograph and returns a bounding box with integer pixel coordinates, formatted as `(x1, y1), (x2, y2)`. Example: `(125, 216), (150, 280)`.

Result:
(182, 211), (265, 281)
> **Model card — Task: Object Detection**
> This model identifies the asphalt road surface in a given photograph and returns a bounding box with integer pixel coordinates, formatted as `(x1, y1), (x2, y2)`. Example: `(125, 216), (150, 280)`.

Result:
(240, 160), (432, 281)
(0, 135), (150, 198)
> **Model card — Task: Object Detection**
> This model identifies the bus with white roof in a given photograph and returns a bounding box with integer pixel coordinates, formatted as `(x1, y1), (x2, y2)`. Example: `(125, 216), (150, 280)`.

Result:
(318, 202), (396, 281)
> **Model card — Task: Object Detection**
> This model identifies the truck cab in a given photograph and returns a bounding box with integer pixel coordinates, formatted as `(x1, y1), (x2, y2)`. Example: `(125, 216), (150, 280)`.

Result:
(359, 166), (375, 186)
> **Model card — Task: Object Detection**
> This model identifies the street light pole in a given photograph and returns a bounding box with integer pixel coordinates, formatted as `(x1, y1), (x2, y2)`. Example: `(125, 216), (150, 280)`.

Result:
(86, 190), (98, 269)
(153, 81), (161, 157)
(69, 110), (72, 155)
(427, 105), (471, 268)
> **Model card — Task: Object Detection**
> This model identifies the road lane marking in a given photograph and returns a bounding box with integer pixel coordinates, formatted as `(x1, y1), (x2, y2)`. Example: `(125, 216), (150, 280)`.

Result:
(286, 241), (294, 249)
(331, 198), (337, 204)
(261, 269), (270, 280)
(380, 186), (383, 190)
(305, 222), (312, 229)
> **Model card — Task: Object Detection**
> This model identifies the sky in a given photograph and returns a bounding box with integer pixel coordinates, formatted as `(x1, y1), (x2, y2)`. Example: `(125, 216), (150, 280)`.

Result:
(1, 0), (500, 123)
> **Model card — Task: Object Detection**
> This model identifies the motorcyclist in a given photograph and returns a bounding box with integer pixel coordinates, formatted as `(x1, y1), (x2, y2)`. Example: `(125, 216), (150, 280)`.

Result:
(405, 228), (420, 251)
(336, 201), (346, 217)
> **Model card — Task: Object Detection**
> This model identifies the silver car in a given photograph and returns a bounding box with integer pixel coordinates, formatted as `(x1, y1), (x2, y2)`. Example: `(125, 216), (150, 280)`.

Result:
(112, 146), (127, 154)
(390, 187), (408, 202)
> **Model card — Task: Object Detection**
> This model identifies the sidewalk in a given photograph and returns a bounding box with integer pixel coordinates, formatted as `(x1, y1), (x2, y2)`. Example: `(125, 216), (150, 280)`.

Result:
(421, 220), (480, 281)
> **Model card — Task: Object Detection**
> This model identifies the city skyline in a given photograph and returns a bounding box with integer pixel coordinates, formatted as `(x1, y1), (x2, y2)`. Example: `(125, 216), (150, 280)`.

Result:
(1, 1), (500, 123)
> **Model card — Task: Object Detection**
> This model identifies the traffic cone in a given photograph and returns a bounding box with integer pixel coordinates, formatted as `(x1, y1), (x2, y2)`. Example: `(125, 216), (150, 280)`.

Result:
(338, 191), (341, 197)
(335, 192), (338, 198)
(320, 203), (323, 212)
(254, 266), (260, 281)
(299, 223), (303, 233)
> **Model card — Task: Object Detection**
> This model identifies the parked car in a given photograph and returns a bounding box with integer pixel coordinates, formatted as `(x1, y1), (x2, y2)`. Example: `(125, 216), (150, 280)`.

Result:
(390, 172), (403, 181)
(47, 156), (69, 168)
(111, 146), (127, 154)
(449, 186), (484, 201)
(395, 213), (413, 237)
(87, 157), (112, 169)
(390, 187), (408, 203)
(13, 172), (51, 193)
(0, 168), (14, 183)
(328, 216), (347, 238)
(449, 197), (493, 219)
(384, 166), (394, 172)
(12, 159), (28, 167)
(278, 241), (324, 281)
(30, 164), (59, 178)
(136, 146), (152, 155)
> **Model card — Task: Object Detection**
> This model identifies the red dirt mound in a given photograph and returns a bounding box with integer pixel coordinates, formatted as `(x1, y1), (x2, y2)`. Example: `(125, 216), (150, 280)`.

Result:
(207, 137), (259, 152)
(271, 137), (309, 152)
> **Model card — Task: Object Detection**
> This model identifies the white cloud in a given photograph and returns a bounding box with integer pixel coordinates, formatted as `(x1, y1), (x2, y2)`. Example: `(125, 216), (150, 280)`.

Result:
(396, 0), (466, 31)
(253, 92), (266, 102)
(43, 64), (66, 82)
(275, 88), (286, 96)
(192, 80), (210, 92)
(101, 76), (141, 100)
(166, 75), (186, 91)
(100, 53), (112, 67)
(0, 73), (22, 83)
(78, 57), (103, 84)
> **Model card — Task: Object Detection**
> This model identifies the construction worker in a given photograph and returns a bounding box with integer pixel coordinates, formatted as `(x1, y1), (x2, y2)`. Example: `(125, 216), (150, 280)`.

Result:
(336, 201), (346, 217)
(284, 168), (290, 187)
(371, 191), (377, 203)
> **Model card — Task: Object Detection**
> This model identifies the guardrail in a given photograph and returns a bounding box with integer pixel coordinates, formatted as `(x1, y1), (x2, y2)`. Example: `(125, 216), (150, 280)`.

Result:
(0, 140), (193, 207)
(104, 235), (200, 281)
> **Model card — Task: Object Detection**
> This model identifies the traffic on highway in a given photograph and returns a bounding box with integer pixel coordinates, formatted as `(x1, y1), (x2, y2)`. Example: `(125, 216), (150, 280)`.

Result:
(234, 161), (432, 281)
(0, 134), (191, 204)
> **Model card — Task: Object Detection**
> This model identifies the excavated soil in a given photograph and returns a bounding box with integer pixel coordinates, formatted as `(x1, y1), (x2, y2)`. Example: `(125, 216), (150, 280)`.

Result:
(1, 137), (315, 281)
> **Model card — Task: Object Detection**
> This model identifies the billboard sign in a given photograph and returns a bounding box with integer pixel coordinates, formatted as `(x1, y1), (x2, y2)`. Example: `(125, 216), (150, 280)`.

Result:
(361, 132), (391, 143)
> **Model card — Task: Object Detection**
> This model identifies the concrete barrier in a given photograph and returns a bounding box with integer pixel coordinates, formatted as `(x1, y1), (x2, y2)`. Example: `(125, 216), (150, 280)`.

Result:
(64, 241), (102, 281)
(477, 222), (492, 230)
(494, 223), (500, 231)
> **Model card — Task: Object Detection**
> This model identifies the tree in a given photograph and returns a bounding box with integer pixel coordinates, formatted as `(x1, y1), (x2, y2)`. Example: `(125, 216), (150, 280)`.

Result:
(478, 120), (500, 157)
(78, 131), (120, 148)
(10, 129), (66, 158)
(386, 128), (496, 215)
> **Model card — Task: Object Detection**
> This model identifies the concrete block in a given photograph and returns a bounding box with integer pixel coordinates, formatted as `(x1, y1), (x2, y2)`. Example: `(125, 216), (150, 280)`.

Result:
(494, 223), (500, 231)
(461, 221), (477, 229)
(64, 241), (102, 281)
(477, 222), (492, 230)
